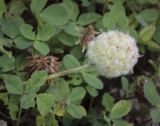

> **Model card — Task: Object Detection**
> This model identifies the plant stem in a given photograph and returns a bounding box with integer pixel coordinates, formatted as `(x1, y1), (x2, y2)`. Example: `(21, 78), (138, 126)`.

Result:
(16, 107), (22, 126)
(103, 112), (111, 126)
(126, 0), (137, 15)
(47, 64), (89, 80)
(103, 0), (108, 14)
(89, 97), (94, 112)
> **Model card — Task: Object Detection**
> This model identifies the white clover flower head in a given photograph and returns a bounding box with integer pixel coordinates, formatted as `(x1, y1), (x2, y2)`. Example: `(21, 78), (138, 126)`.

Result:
(87, 30), (140, 78)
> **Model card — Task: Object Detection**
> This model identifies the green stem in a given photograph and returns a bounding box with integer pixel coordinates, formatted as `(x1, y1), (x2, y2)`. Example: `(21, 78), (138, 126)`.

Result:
(103, 0), (108, 14)
(126, 0), (137, 15)
(89, 97), (94, 112)
(150, 73), (159, 80)
(103, 111), (111, 126)
(16, 107), (22, 126)
(47, 64), (89, 80)
(16, 86), (24, 126)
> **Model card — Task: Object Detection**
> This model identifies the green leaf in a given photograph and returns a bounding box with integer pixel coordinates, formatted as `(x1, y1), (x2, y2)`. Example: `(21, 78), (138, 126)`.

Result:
(33, 41), (50, 55)
(102, 93), (115, 112)
(139, 25), (156, 42)
(36, 93), (55, 116)
(40, 4), (69, 26)
(63, 54), (80, 69)
(25, 70), (48, 93)
(66, 103), (86, 119)
(86, 86), (98, 97)
(77, 12), (101, 25)
(68, 87), (86, 102)
(82, 73), (103, 89)
(15, 54), (27, 71)
(30, 0), (47, 14)
(68, 74), (83, 86)
(0, 0), (5, 17)
(137, 8), (159, 23)
(36, 116), (45, 126)
(150, 108), (160, 123)
(113, 119), (133, 126)
(14, 36), (32, 49)
(154, 30), (160, 45)
(0, 55), (15, 72)
(63, 1), (79, 21)
(1, 20), (20, 39)
(0, 38), (12, 58)
(144, 83), (160, 106)
(0, 93), (8, 105)
(47, 78), (70, 101)
(37, 24), (55, 41)
(20, 93), (37, 109)
(103, 2), (128, 31)
(8, 0), (26, 16)
(129, 25), (138, 38)
(103, 112), (111, 126)
(145, 41), (160, 49)
(51, 119), (59, 126)
(4, 75), (23, 94)
(57, 32), (77, 46)
(20, 23), (36, 40)
(54, 102), (65, 116)
(70, 46), (83, 59)
(64, 22), (82, 37)
(9, 95), (20, 106)
(110, 100), (132, 119)
(55, 78), (70, 97)
(8, 102), (18, 120)
(81, 0), (90, 6)
(121, 77), (129, 92)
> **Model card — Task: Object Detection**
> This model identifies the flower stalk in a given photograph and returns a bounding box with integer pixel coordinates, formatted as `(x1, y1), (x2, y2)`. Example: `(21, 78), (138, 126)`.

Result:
(47, 64), (89, 80)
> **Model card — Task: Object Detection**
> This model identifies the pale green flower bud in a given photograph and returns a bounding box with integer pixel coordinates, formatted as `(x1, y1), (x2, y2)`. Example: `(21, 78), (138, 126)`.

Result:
(87, 31), (140, 78)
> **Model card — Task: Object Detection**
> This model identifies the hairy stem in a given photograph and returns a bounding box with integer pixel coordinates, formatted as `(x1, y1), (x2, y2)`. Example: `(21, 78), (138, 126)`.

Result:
(47, 64), (89, 80)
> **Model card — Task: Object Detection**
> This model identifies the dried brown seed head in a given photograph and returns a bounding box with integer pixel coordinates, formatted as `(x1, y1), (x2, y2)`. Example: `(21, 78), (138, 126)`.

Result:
(24, 55), (59, 76)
